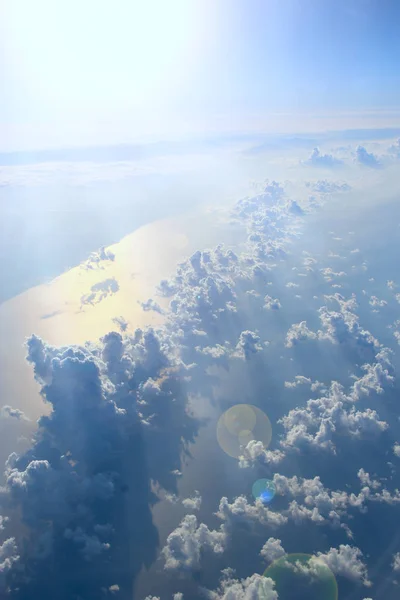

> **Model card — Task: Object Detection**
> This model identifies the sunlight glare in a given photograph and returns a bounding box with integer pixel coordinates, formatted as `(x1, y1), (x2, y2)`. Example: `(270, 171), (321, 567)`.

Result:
(2, 0), (208, 123)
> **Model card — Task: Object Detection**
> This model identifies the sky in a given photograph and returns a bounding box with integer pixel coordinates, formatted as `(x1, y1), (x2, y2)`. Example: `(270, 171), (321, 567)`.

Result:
(3, 2), (400, 599)
(2, 0), (400, 149)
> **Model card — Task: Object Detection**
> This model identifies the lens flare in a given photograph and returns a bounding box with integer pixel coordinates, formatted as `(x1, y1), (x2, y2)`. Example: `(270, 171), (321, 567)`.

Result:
(217, 404), (272, 459)
(263, 554), (338, 600)
(252, 478), (276, 504)
(224, 404), (257, 436)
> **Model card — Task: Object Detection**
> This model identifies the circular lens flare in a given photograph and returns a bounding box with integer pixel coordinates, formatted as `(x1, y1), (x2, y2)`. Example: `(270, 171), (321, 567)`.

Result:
(238, 429), (255, 446)
(217, 404), (272, 459)
(263, 554), (338, 600)
(224, 405), (256, 436)
(252, 478), (276, 504)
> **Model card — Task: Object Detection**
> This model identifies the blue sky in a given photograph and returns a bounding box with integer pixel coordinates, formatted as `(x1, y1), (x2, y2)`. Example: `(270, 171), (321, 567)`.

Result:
(4, 4), (400, 597)
(1, 0), (400, 149)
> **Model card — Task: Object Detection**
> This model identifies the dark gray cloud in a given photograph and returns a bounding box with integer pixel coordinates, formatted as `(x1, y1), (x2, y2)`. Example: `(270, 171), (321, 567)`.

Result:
(3, 326), (199, 598)
(111, 316), (129, 332)
(139, 298), (165, 314)
(80, 277), (120, 307)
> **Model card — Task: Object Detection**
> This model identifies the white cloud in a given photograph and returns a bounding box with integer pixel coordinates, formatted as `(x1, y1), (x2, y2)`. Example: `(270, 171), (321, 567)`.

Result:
(109, 584), (120, 594)
(280, 379), (388, 454)
(182, 491), (202, 511)
(264, 295), (281, 310)
(215, 496), (287, 530)
(286, 500), (325, 525)
(204, 572), (278, 600)
(0, 405), (29, 421)
(356, 145), (380, 168)
(285, 321), (317, 347)
(234, 331), (263, 360)
(0, 537), (19, 591)
(260, 538), (286, 563)
(285, 293), (382, 352)
(369, 295), (387, 308)
(284, 376), (312, 389)
(81, 246), (115, 270)
(388, 138), (400, 158)
(4, 165), (400, 598)
(392, 552), (400, 572)
(238, 441), (285, 468)
(303, 148), (343, 168)
(316, 545), (371, 585)
(306, 180), (351, 194)
(162, 514), (226, 572)
(357, 469), (381, 490)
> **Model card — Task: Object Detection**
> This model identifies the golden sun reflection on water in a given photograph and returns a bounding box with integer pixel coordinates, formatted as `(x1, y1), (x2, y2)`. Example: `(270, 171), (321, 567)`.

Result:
(0, 215), (200, 419)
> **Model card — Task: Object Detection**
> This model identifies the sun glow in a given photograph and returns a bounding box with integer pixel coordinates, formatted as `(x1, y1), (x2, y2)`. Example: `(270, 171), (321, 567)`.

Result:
(2, 0), (209, 138)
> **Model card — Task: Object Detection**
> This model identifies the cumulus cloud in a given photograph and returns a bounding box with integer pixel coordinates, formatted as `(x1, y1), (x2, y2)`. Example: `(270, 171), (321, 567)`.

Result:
(111, 316), (128, 331)
(140, 298), (165, 314)
(238, 441), (285, 468)
(4, 326), (200, 597)
(234, 331), (263, 360)
(303, 148), (343, 168)
(4, 168), (400, 598)
(357, 469), (381, 490)
(215, 496), (287, 530)
(285, 294), (383, 358)
(280, 379), (388, 454)
(204, 571), (278, 600)
(285, 321), (317, 347)
(392, 552), (400, 572)
(260, 537), (286, 563)
(356, 145), (380, 168)
(80, 277), (120, 307)
(81, 246), (115, 270)
(316, 544), (371, 585)
(264, 295), (281, 310)
(388, 138), (400, 158)
(162, 515), (226, 572)
(306, 180), (351, 194)
(108, 584), (120, 594)
(0, 537), (19, 591)
(0, 406), (29, 421)
(284, 375), (312, 389)
(369, 295), (387, 309)
(182, 491), (202, 511)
